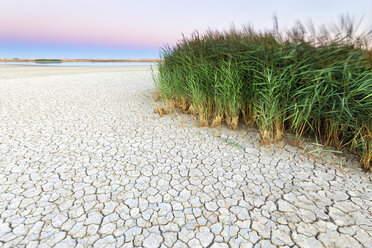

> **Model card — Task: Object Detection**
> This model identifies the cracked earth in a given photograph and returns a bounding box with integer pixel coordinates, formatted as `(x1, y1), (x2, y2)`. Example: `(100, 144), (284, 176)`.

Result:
(0, 65), (371, 248)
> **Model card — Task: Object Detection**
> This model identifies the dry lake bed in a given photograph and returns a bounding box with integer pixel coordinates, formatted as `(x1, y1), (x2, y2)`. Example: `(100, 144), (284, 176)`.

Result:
(0, 65), (371, 247)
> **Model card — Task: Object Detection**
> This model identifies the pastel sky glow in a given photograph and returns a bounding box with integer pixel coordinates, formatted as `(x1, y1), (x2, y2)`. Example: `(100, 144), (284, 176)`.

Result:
(0, 0), (371, 59)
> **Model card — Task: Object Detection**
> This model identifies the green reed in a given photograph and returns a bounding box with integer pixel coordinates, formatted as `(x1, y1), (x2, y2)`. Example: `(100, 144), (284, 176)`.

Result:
(156, 20), (372, 170)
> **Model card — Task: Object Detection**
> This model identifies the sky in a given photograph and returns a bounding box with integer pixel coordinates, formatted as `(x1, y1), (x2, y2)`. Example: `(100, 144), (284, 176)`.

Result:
(0, 0), (371, 59)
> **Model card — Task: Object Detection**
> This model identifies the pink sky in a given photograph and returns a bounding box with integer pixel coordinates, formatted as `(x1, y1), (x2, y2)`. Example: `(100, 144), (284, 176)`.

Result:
(0, 0), (371, 58)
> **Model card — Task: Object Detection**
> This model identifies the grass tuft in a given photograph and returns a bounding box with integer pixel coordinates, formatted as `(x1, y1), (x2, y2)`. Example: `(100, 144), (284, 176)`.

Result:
(155, 17), (372, 170)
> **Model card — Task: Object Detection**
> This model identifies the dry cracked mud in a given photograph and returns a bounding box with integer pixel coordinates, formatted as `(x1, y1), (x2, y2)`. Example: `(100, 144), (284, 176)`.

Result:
(0, 65), (371, 248)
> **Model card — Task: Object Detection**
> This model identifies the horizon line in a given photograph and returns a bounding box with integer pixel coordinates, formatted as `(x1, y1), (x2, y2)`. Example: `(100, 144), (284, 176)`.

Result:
(0, 58), (163, 62)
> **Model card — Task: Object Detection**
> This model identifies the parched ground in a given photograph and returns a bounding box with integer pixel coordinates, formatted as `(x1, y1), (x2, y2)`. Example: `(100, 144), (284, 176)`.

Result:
(0, 65), (371, 248)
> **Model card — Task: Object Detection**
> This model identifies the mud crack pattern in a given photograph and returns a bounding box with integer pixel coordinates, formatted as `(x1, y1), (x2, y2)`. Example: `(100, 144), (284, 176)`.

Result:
(0, 67), (371, 247)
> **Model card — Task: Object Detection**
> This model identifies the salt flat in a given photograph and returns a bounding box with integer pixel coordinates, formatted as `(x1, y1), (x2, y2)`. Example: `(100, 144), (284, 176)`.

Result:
(0, 65), (371, 247)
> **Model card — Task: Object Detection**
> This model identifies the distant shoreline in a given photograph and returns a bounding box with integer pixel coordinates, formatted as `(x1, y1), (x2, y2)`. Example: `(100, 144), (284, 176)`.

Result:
(0, 58), (163, 62)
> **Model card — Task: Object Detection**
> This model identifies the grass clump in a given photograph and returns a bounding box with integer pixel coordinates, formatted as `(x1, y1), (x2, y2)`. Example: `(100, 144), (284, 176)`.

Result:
(155, 18), (372, 170)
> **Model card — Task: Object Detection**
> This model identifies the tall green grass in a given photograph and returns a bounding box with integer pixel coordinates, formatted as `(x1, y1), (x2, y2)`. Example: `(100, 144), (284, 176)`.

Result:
(156, 20), (372, 170)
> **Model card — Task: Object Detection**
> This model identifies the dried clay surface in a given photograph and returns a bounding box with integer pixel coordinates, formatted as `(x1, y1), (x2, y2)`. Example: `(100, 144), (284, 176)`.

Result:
(0, 65), (371, 248)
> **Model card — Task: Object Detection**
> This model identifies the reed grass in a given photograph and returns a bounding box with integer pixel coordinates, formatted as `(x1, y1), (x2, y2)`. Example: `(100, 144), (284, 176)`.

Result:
(155, 18), (372, 170)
